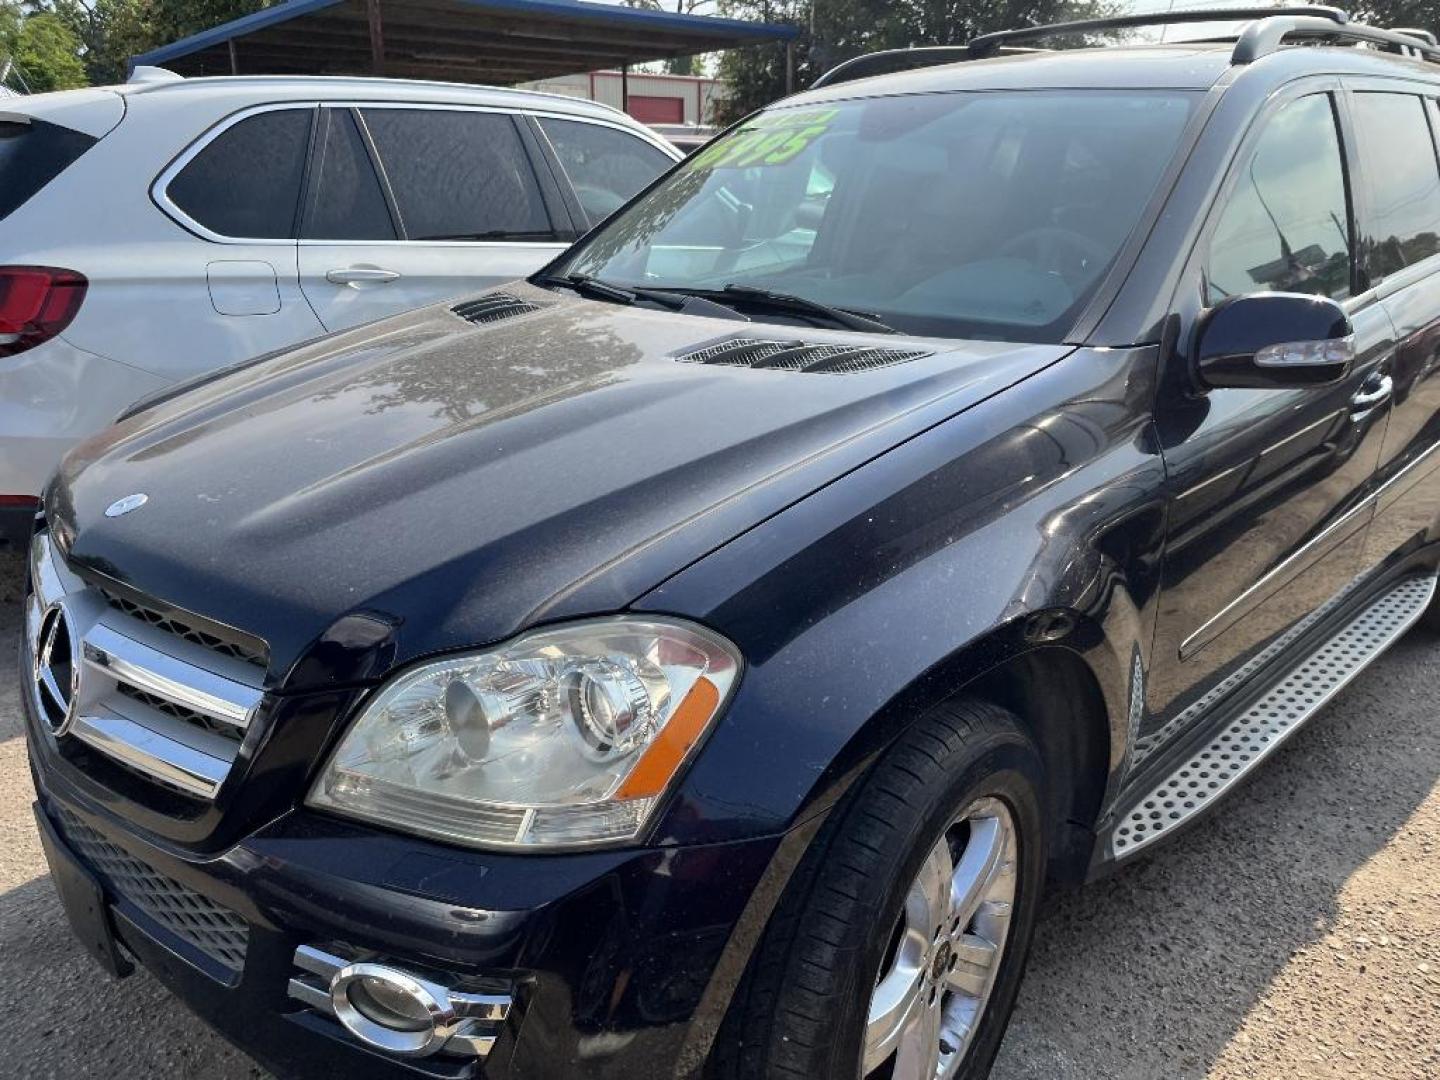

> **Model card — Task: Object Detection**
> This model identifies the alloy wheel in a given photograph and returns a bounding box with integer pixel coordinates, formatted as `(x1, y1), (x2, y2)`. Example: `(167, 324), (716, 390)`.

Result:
(862, 796), (1019, 1079)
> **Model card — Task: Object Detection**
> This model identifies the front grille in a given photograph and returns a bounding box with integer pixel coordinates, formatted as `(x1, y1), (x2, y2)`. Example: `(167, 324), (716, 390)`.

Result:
(98, 587), (268, 668)
(27, 531), (267, 800)
(53, 804), (249, 974)
(452, 292), (543, 325)
(677, 336), (932, 373)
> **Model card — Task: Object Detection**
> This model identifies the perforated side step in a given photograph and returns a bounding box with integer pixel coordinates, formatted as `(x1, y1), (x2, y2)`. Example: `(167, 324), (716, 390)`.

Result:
(1109, 574), (1437, 860)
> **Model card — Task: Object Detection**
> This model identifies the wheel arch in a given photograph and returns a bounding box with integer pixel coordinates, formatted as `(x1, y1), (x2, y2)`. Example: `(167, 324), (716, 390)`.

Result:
(960, 646), (1112, 883)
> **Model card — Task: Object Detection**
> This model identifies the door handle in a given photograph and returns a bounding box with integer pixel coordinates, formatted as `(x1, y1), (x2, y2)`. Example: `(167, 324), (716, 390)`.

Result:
(1350, 373), (1393, 420)
(325, 267), (401, 286)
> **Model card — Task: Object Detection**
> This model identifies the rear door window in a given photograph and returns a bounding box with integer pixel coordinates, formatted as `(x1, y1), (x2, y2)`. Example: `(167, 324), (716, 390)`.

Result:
(0, 118), (98, 221)
(538, 118), (674, 225)
(303, 108), (397, 241)
(360, 108), (555, 241)
(1351, 92), (1440, 280)
(167, 108), (313, 239)
(1205, 94), (1353, 303)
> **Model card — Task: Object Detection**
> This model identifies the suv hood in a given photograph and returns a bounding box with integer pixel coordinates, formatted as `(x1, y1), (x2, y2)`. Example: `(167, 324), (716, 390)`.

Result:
(50, 286), (1071, 689)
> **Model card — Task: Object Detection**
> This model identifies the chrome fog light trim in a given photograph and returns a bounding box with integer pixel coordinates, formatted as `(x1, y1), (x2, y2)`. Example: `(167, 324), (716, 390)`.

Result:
(287, 945), (511, 1060)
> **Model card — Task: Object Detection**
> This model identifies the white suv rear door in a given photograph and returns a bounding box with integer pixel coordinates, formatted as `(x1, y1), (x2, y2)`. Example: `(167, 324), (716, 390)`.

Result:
(147, 104), (327, 381)
(296, 104), (572, 332)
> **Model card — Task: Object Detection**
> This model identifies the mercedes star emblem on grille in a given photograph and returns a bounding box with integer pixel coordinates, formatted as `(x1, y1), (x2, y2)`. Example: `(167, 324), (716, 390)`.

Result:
(104, 493), (149, 518)
(32, 602), (81, 735)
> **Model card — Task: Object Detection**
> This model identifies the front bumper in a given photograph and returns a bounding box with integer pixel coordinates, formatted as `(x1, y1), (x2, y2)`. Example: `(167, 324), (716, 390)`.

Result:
(25, 687), (806, 1080)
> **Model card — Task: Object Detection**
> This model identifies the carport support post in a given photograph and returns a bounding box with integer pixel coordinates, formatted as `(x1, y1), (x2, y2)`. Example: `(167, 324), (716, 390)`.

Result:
(367, 0), (386, 76)
(227, 38), (239, 75)
(621, 63), (630, 116)
(785, 40), (795, 94)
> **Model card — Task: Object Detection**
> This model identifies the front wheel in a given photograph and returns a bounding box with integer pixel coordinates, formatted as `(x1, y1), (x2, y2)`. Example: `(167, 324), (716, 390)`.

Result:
(715, 698), (1047, 1080)
(864, 795), (1021, 1075)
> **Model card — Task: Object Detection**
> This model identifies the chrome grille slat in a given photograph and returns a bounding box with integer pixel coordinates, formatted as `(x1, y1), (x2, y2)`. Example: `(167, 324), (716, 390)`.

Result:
(69, 708), (231, 798)
(26, 531), (267, 801)
(53, 804), (249, 974)
(83, 619), (260, 727)
(102, 691), (242, 759)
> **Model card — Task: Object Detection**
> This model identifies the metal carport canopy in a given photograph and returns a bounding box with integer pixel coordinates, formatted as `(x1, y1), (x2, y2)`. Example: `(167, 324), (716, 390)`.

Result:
(130, 0), (798, 84)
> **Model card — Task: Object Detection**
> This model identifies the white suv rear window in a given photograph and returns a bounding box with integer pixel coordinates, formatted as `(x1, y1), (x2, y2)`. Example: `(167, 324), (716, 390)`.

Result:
(0, 118), (97, 221)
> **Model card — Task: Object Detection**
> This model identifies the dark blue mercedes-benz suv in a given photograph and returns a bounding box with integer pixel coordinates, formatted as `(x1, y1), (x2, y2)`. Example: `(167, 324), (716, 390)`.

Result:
(22, 9), (1440, 1079)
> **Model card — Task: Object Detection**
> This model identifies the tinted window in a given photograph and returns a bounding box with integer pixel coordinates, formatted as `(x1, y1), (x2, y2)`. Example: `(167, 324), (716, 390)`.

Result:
(304, 109), (396, 241)
(538, 118), (673, 225)
(168, 109), (312, 239)
(0, 118), (98, 221)
(1352, 92), (1440, 280)
(1206, 95), (1352, 303)
(361, 109), (554, 241)
(559, 91), (1196, 343)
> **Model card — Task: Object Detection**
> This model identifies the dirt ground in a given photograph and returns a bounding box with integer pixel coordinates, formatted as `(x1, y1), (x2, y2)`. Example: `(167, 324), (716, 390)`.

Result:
(0, 546), (1436, 1077)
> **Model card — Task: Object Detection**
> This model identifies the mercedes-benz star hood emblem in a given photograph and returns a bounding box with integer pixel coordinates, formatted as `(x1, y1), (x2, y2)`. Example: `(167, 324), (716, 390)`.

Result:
(105, 493), (149, 518)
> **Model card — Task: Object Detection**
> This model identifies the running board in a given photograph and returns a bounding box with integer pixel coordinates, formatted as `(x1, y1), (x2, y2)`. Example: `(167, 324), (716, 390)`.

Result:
(1109, 573), (1437, 861)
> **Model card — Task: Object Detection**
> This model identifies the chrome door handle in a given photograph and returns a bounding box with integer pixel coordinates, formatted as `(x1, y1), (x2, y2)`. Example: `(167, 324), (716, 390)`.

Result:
(1351, 373), (1393, 419)
(325, 267), (400, 285)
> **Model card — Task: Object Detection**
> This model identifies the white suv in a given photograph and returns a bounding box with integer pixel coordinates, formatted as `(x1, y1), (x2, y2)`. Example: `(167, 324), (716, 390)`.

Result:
(0, 70), (679, 543)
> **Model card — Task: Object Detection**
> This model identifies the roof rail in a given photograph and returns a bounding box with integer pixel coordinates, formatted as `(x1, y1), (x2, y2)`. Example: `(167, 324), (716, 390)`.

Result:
(810, 7), (1440, 90)
(966, 6), (1348, 57)
(1387, 26), (1437, 46)
(812, 46), (995, 89)
(1232, 15), (1440, 62)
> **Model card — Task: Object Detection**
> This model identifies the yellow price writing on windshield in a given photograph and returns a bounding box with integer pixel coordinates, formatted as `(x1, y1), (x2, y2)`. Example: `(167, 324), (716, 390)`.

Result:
(689, 109), (839, 171)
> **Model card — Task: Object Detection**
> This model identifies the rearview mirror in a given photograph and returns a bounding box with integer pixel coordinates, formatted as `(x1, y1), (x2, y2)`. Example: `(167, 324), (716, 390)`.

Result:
(1194, 292), (1354, 390)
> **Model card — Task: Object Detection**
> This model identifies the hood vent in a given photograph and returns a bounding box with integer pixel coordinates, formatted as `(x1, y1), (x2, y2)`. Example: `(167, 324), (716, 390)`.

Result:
(452, 292), (542, 325)
(677, 337), (931, 374)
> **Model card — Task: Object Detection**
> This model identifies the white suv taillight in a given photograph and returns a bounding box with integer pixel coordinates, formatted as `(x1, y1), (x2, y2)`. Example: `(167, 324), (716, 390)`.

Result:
(0, 266), (86, 358)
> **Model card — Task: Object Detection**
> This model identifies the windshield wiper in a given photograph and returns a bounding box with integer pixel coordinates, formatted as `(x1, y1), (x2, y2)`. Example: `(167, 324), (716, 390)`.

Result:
(536, 273), (636, 305)
(651, 284), (899, 335)
(535, 273), (691, 311)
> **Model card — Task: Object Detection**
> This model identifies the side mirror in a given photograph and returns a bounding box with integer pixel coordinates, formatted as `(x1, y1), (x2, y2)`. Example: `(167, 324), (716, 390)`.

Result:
(1194, 292), (1354, 390)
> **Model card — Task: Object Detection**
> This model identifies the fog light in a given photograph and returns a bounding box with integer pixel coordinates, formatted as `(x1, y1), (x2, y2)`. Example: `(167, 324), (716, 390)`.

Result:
(289, 945), (512, 1060)
(352, 974), (436, 1032)
(330, 963), (458, 1057)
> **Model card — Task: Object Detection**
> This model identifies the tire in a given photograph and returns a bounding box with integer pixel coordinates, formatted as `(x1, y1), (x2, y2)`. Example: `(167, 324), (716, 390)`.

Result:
(712, 697), (1047, 1080)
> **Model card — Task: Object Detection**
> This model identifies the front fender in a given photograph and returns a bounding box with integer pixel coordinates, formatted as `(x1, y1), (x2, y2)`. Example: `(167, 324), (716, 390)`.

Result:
(637, 347), (1167, 846)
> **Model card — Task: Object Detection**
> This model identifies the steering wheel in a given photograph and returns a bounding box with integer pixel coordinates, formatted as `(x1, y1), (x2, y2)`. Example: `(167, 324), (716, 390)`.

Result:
(998, 227), (1110, 278)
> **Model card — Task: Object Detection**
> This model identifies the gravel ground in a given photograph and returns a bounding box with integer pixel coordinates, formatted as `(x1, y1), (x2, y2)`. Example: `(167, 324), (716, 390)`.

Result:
(0, 547), (1436, 1078)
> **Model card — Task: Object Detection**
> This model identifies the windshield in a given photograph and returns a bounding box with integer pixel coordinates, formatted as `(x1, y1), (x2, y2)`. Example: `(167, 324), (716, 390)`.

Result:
(553, 90), (1196, 343)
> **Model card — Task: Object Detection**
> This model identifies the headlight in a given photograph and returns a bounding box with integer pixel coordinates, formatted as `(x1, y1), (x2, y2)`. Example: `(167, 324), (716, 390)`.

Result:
(307, 617), (741, 849)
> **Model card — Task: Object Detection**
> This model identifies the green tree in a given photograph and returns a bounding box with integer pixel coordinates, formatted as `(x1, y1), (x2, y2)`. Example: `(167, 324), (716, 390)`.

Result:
(715, 0), (1112, 123)
(1355, 1), (1440, 34)
(145, 0), (273, 50)
(9, 0), (280, 89)
(53, 0), (154, 85)
(1, 4), (87, 91)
